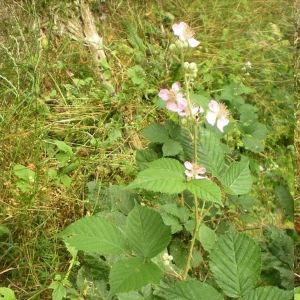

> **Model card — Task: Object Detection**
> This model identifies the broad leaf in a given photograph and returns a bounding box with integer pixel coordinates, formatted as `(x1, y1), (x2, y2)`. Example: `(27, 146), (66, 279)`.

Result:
(141, 123), (169, 143)
(159, 281), (223, 300)
(274, 186), (294, 223)
(54, 140), (73, 155)
(162, 139), (183, 156)
(197, 224), (217, 252)
(161, 204), (190, 223)
(222, 162), (252, 195)
(242, 286), (293, 300)
(126, 204), (171, 259)
(58, 216), (125, 254)
(109, 257), (162, 296)
(242, 136), (265, 153)
(0, 288), (17, 300)
(209, 228), (261, 298)
(126, 158), (186, 194)
(187, 179), (222, 206)
(179, 129), (225, 179)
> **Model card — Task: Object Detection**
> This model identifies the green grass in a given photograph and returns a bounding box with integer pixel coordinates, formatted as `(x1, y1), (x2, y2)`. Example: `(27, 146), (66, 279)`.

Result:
(0, 0), (294, 298)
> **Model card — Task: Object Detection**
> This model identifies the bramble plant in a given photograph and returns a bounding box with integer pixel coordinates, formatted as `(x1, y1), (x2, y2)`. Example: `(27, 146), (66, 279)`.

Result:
(54, 22), (293, 300)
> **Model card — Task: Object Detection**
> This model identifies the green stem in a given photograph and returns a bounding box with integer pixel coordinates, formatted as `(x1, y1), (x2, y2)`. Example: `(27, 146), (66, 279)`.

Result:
(181, 49), (201, 280)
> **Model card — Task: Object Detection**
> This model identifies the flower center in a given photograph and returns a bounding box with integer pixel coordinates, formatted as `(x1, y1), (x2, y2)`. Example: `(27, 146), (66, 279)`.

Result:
(168, 89), (178, 102)
(183, 25), (195, 39)
(217, 103), (230, 118)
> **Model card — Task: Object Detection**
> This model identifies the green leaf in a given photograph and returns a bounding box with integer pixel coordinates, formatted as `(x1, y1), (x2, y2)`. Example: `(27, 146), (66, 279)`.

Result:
(54, 140), (73, 156)
(263, 225), (294, 270)
(161, 204), (190, 223)
(179, 129), (225, 179)
(126, 158), (186, 194)
(242, 286), (293, 300)
(60, 174), (72, 187)
(187, 179), (222, 205)
(238, 104), (259, 123)
(209, 229), (261, 298)
(141, 123), (169, 143)
(0, 288), (17, 300)
(162, 139), (183, 156)
(160, 213), (182, 233)
(49, 281), (67, 300)
(159, 281), (223, 300)
(58, 216), (125, 254)
(126, 204), (171, 259)
(274, 186), (294, 223)
(242, 136), (265, 153)
(222, 162), (252, 195)
(245, 122), (268, 140)
(136, 149), (160, 170)
(13, 164), (35, 181)
(197, 224), (217, 252)
(109, 257), (162, 296)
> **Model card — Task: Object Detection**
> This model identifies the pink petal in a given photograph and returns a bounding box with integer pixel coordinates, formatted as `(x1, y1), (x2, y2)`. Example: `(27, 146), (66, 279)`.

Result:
(185, 170), (193, 178)
(172, 22), (186, 36)
(208, 100), (219, 112)
(177, 97), (188, 110)
(158, 89), (169, 101)
(195, 175), (207, 180)
(206, 111), (217, 126)
(171, 82), (181, 91)
(184, 161), (193, 170)
(166, 101), (181, 112)
(197, 167), (206, 174)
(188, 38), (200, 48)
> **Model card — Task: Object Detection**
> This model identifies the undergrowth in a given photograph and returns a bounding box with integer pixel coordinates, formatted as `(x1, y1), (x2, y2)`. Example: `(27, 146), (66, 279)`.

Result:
(0, 0), (294, 299)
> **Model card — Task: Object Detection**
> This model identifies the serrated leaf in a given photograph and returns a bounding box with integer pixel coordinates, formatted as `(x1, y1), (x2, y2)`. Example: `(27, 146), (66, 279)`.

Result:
(141, 123), (169, 143)
(136, 149), (160, 170)
(197, 224), (217, 252)
(13, 164), (35, 181)
(242, 286), (293, 300)
(209, 229), (261, 298)
(162, 139), (183, 156)
(54, 140), (73, 155)
(109, 257), (162, 296)
(274, 186), (294, 223)
(242, 136), (264, 153)
(187, 179), (222, 205)
(49, 281), (67, 300)
(126, 158), (186, 194)
(58, 216), (125, 254)
(60, 174), (72, 187)
(160, 281), (223, 300)
(162, 204), (190, 223)
(179, 129), (225, 179)
(222, 162), (252, 195)
(126, 204), (171, 258)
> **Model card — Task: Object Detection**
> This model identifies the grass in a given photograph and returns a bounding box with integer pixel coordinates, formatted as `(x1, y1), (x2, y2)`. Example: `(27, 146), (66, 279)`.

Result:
(0, 0), (294, 298)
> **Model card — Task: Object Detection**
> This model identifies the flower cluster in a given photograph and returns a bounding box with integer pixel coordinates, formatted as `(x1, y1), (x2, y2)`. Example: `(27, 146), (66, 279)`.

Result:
(158, 82), (203, 117)
(162, 252), (174, 266)
(184, 161), (207, 180)
(172, 22), (200, 48)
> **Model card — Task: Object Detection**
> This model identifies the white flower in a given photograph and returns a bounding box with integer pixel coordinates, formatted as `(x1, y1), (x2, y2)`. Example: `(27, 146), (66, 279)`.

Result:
(172, 22), (200, 48)
(206, 100), (229, 132)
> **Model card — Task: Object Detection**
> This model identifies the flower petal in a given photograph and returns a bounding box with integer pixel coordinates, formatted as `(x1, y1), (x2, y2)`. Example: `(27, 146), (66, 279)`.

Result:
(208, 100), (219, 112)
(188, 38), (200, 48)
(184, 161), (193, 170)
(217, 117), (229, 132)
(172, 22), (186, 36)
(158, 89), (169, 101)
(171, 82), (181, 91)
(166, 101), (181, 112)
(206, 111), (217, 126)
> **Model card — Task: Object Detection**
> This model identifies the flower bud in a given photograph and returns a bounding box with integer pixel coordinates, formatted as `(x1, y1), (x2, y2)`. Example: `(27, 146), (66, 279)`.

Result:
(169, 43), (176, 52)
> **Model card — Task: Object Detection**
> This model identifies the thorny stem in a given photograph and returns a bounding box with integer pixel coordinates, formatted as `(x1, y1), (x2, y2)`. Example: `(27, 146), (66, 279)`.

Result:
(180, 48), (202, 281)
